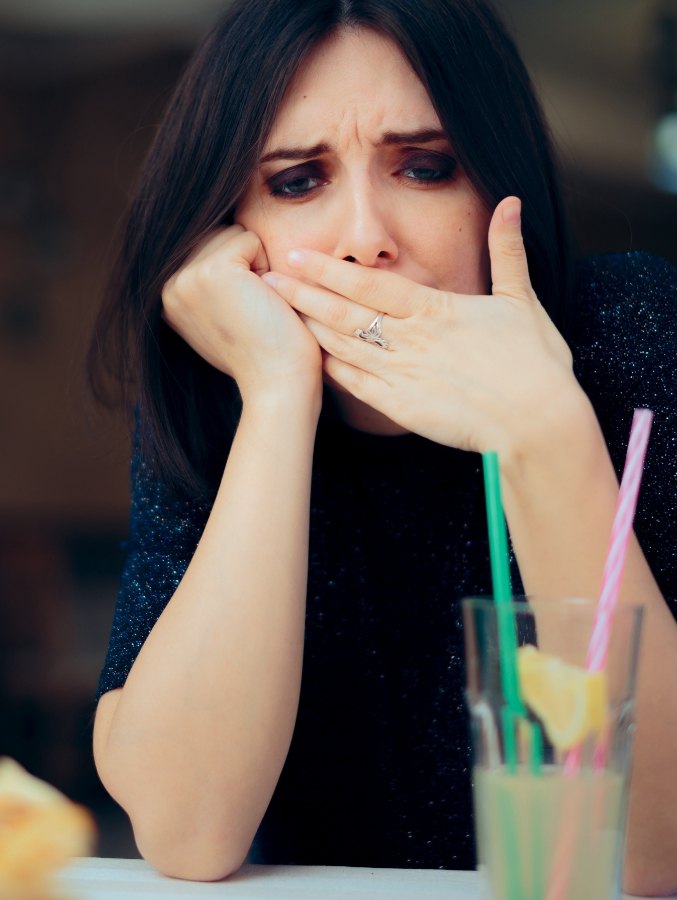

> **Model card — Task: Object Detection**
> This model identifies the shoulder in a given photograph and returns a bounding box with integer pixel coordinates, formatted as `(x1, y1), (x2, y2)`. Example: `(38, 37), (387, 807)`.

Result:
(572, 251), (675, 342)
(570, 252), (675, 398)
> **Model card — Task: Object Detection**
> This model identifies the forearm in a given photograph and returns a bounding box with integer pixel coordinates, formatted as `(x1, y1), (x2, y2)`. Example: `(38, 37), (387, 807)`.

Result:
(94, 391), (320, 879)
(500, 389), (677, 895)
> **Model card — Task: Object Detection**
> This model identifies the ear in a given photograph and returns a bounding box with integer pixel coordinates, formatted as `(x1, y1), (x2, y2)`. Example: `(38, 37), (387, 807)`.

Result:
(488, 197), (533, 301)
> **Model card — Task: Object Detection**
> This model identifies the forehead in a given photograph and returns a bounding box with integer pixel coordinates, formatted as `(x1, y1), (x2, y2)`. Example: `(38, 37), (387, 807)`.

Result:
(263, 28), (441, 148)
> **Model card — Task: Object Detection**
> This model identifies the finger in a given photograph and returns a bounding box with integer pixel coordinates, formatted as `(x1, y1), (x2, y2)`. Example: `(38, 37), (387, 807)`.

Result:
(187, 227), (269, 276)
(285, 249), (433, 318)
(229, 229), (270, 277)
(321, 355), (411, 436)
(263, 270), (395, 342)
(322, 353), (386, 406)
(488, 196), (534, 302)
(165, 226), (269, 294)
(300, 315), (392, 371)
(174, 224), (246, 272)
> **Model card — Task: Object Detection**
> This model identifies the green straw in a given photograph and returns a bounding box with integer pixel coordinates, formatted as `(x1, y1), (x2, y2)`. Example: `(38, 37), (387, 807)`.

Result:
(482, 452), (543, 900)
(482, 453), (526, 729)
(482, 453), (543, 772)
(482, 452), (512, 604)
(482, 452), (534, 900)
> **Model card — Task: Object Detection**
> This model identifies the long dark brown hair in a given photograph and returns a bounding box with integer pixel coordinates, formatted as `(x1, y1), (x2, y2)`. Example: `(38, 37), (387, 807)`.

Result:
(89, 0), (572, 498)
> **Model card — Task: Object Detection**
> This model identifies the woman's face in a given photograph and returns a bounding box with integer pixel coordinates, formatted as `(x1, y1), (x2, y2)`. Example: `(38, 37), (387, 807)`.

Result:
(236, 27), (492, 430)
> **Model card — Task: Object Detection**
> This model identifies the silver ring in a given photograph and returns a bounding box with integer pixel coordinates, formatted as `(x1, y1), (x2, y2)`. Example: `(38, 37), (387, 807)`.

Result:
(353, 312), (390, 349)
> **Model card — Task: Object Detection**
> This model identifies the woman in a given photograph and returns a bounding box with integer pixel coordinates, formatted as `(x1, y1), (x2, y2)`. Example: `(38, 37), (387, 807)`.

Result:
(90, 0), (677, 891)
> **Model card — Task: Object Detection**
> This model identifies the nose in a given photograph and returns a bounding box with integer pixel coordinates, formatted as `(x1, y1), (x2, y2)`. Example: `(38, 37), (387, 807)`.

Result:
(333, 181), (398, 266)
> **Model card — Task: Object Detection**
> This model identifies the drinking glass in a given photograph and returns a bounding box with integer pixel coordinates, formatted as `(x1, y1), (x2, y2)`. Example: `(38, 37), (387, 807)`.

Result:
(462, 596), (643, 900)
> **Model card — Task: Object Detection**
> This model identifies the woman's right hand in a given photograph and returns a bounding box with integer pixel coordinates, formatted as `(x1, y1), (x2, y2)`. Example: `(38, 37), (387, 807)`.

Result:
(161, 224), (322, 404)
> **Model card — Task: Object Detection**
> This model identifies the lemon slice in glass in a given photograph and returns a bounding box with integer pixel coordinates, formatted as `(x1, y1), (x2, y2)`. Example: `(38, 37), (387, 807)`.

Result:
(516, 645), (608, 750)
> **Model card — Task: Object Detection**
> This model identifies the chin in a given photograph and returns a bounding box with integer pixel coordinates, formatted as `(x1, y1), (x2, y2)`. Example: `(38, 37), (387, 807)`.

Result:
(324, 382), (408, 436)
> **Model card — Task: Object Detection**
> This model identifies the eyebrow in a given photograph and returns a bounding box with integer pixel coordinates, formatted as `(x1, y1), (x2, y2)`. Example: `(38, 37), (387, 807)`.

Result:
(381, 128), (448, 146)
(258, 128), (449, 164)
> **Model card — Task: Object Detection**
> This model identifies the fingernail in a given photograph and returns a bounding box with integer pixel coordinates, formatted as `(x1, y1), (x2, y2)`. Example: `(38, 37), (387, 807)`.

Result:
(288, 249), (306, 267)
(261, 272), (278, 288)
(502, 198), (521, 224)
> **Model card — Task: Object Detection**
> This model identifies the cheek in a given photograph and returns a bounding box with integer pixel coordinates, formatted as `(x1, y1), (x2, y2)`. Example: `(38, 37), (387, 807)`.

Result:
(426, 211), (491, 293)
(263, 231), (313, 274)
(235, 203), (320, 274)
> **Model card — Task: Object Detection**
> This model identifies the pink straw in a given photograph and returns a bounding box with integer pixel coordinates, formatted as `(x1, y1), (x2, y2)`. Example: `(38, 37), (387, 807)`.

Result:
(548, 409), (653, 900)
(586, 407), (653, 673)
(565, 407), (653, 775)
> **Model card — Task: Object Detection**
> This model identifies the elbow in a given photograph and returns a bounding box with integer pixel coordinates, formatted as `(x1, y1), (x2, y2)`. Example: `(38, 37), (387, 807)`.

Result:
(624, 858), (677, 898)
(623, 814), (677, 897)
(96, 766), (251, 881)
(123, 792), (253, 881)
(134, 823), (250, 882)
(93, 725), (253, 881)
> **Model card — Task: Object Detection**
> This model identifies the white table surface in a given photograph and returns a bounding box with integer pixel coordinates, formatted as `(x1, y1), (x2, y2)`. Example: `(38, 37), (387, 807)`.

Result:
(54, 857), (656, 899)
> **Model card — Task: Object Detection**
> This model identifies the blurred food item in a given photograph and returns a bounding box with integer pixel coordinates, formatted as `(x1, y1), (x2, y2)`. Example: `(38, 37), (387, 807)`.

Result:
(517, 644), (608, 750)
(0, 757), (96, 897)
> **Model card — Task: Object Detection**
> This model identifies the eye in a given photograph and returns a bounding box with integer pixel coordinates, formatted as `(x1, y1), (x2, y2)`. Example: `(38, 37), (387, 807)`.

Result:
(398, 152), (457, 184)
(267, 164), (328, 199)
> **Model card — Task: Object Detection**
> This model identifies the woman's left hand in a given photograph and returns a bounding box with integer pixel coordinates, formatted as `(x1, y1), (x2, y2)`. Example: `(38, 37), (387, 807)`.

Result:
(262, 197), (579, 458)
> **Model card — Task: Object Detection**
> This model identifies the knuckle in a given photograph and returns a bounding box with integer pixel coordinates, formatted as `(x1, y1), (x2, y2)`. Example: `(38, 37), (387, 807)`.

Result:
(500, 235), (526, 260)
(160, 286), (173, 314)
(194, 257), (223, 292)
(161, 274), (182, 313)
(161, 273), (177, 304)
(173, 266), (199, 304)
(282, 278), (300, 303)
(196, 261), (213, 289)
(353, 270), (380, 305)
(234, 227), (259, 254)
(163, 262), (207, 319)
(328, 299), (352, 329)
(160, 289), (180, 330)
(422, 289), (444, 318)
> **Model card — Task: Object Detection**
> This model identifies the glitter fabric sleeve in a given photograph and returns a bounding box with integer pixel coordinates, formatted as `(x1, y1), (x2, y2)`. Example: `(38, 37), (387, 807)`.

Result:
(95, 429), (211, 698)
(572, 251), (676, 614)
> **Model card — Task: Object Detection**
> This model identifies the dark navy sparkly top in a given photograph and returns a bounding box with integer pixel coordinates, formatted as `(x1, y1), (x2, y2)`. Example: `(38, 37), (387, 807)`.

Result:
(98, 252), (676, 870)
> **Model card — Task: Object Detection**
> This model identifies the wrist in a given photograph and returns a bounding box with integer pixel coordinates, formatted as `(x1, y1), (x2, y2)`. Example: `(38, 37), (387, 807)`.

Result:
(498, 377), (605, 487)
(498, 379), (622, 545)
(497, 386), (623, 600)
(241, 380), (322, 427)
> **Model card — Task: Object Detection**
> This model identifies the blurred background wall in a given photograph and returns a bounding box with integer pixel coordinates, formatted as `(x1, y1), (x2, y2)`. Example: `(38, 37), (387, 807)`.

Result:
(0, 0), (675, 859)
